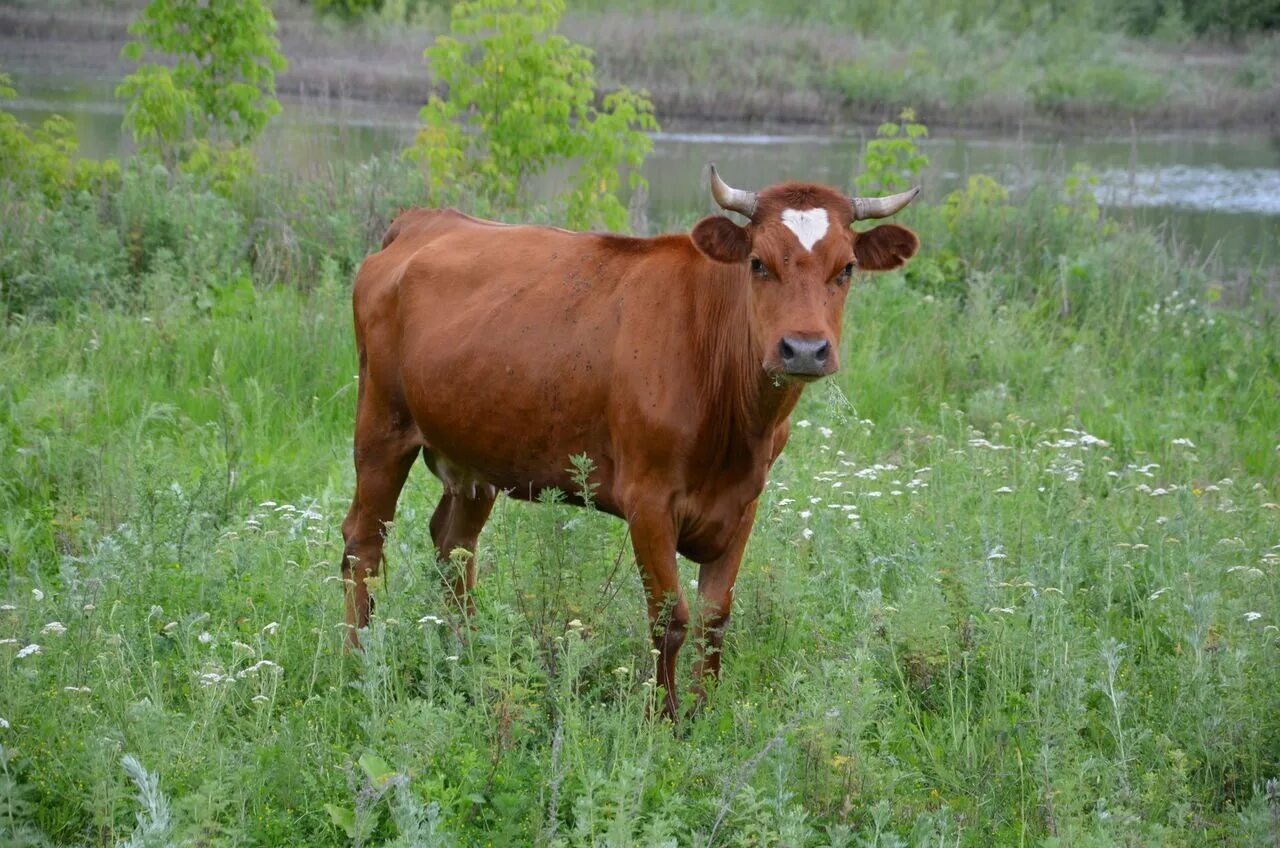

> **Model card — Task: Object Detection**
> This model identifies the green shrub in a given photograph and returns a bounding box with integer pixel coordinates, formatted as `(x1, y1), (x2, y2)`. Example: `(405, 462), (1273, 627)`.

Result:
(308, 0), (386, 19)
(0, 72), (119, 201)
(0, 188), (126, 319)
(1031, 62), (1167, 114)
(112, 165), (249, 296)
(0, 165), (249, 319)
(404, 0), (658, 231)
(824, 58), (934, 113)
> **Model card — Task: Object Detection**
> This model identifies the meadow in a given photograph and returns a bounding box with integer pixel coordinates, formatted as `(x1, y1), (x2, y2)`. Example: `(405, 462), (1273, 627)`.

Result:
(2, 149), (1279, 845)
(2, 0), (1280, 844)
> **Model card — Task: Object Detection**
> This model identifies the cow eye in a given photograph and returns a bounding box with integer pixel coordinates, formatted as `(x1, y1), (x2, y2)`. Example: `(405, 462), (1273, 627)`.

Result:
(836, 263), (854, 284)
(749, 257), (768, 277)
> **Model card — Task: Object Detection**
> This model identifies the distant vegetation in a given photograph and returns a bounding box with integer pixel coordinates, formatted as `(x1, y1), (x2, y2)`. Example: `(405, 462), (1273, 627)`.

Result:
(306, 0), (1280, 38)
(277, 0), (1280, 129)
(1, 0), (1279, 845)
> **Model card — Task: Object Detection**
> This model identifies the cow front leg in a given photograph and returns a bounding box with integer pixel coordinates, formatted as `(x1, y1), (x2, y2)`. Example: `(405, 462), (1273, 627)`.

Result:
(691, 499), (758, 707)
(628, 506), (688, 722)
(341, 377), (421, 650)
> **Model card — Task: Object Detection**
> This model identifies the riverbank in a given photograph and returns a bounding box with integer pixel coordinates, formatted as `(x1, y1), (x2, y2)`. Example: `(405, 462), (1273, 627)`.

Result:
(2, 3), (1277, 132)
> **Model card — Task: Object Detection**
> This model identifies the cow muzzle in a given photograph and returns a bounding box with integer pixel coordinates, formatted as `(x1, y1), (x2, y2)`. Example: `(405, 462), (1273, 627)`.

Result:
(778, 337), (831, 378)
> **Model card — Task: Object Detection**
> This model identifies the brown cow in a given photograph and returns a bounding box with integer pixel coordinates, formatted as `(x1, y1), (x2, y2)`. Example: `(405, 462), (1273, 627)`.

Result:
(341, 166), (920, 719)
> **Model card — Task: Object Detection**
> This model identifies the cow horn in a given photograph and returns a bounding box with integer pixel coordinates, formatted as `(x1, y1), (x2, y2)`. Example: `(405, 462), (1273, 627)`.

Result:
(851, 186), (921, 220)
(709, 164), (758, 219)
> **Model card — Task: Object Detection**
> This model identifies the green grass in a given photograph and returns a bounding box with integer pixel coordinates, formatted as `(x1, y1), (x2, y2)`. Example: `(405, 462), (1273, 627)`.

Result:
(1, 160), (1279, 846)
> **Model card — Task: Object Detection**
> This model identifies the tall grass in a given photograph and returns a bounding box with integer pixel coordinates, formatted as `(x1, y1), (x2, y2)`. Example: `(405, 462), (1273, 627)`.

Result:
(0, 153), (1278, 845)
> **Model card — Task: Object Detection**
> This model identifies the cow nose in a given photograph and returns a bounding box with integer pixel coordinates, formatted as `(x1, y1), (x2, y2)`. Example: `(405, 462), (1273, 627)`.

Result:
(778, 337), (830, 376)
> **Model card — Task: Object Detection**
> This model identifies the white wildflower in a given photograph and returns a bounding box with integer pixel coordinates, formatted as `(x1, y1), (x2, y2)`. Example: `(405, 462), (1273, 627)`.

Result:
(1148, 587), (1169, 601)
(819, 426), (833, 439)
(41, 621), (67, 636)
(798, 510), (812, 520)
(236, 660), (282, 678)
(31, 589), (44, 602)
(796, 419), (811, 428)
(613, 666), (630, 675)
(1244, 611), (1262, 622)
(864, 491), (882, 498)
(63, 686), (91, 694)
(198, 632), (213, 644)
(994, 486), (1013, 494)
(445, 655), (459, 662)
(262, 621), (280, 635)
(418, 614), (445, 626)
(252, 694), (270, 704)
(1171, 438), (1196, 448)
(16, 644), (42, 659)
(0, 718), (8, 729)
(566, 619), (583, 630)
(0, 605), (15, 612)
(801, 527), (814, 540)
(986, 546), (1007, 561)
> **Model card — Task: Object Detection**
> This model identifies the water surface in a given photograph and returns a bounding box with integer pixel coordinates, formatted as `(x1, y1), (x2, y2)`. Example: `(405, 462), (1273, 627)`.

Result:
(10, 71), (1279, 269)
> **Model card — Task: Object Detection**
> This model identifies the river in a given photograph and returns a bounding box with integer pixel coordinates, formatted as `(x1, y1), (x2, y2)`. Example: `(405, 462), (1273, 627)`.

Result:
(8, 71), (1279, 270)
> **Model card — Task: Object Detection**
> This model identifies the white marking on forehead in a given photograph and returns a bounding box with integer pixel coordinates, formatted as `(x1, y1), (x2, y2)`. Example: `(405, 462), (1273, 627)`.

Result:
(780, 208), (830, 252)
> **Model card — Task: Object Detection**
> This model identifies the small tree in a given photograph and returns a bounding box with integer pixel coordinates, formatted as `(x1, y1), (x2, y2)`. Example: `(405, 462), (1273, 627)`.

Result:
(856, 108), (929, 195)
(405, 0), (657, 232)
(116, 0), (287, 190)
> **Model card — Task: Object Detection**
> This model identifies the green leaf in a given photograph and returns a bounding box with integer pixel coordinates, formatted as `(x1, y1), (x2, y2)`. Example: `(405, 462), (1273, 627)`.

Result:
(358, 752), (396, 786)
(324, 803), (357, 838)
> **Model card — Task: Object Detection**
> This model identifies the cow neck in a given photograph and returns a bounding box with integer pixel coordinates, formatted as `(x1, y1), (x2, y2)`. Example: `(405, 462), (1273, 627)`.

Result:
(692, 262), (803, 461)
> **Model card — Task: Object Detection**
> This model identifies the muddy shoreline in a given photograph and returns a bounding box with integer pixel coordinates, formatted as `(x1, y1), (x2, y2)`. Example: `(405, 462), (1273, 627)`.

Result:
(2, 4), (1277, 134)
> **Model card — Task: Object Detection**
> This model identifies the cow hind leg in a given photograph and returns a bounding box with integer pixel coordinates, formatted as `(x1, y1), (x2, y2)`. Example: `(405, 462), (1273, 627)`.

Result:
(341, 388), (420, 649)
(427, 486), (495, 614)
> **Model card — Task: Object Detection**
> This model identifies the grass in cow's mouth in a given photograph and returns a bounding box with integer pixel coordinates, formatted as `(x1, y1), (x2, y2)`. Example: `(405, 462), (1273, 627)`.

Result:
(0, 155), (1277, 846)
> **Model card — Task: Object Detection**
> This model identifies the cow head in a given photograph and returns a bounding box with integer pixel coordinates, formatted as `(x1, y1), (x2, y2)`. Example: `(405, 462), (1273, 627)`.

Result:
(691, 165), (920, 381)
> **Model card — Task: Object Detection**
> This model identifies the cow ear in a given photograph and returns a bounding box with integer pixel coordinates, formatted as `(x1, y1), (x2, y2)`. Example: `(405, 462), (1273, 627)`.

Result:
(853, 224), (919, 271)
(692, 215), (752, 264)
